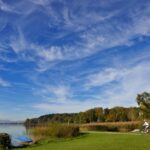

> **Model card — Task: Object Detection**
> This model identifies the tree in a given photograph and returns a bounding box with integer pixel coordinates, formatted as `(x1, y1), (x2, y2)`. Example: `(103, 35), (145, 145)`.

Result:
(136, 92), (150, 119)
(86, 109), (97, 123)
(95, 107), (104, 122)
(79, 112), (88, 123)
(127, 107), (139, 121)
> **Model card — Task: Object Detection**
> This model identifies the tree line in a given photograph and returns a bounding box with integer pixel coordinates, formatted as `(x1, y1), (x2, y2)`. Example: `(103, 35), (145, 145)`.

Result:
(25, 107), (140, 126)
(25, 92), (150, 126)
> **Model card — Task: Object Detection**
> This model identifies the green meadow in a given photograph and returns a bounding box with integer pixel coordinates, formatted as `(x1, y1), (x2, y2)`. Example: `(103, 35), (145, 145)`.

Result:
(16, 132), (150, 150)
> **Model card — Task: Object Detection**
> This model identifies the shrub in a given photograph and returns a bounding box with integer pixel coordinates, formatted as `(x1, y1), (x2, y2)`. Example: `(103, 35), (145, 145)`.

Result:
(81, 124), (118, 132)
(0, 133), (11, 150)
(80, 121), (141, 132)
(29, 123), (79, 141)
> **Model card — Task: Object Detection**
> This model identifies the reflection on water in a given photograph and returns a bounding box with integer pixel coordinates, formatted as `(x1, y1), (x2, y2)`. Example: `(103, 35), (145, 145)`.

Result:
(0, 124), (26, 138)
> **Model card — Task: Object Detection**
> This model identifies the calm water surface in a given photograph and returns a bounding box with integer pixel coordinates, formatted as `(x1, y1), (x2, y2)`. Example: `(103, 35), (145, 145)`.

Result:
(0, 124), (27, 139)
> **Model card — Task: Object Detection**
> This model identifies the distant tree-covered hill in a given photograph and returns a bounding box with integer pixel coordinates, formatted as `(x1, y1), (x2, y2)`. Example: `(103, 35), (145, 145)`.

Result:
(25, 107), (140, 126)
(0, 120), (24, 124)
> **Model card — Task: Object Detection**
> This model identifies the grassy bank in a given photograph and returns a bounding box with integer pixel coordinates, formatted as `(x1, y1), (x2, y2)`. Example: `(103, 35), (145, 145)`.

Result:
(15, 132), (150, 150)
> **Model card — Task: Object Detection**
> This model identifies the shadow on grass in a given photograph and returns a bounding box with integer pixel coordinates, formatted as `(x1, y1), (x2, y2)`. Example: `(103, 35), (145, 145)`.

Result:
(11, 145), (28, 149)
(27, 132), (89, 148)
(44, 132), (89, 143)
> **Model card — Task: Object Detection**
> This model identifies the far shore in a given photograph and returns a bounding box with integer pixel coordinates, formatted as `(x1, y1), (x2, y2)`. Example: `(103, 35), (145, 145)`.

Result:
(0, 122), (24, 125)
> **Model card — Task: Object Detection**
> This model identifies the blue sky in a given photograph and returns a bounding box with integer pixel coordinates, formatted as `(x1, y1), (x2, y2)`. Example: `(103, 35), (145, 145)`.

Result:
(0, 0), (150, 120)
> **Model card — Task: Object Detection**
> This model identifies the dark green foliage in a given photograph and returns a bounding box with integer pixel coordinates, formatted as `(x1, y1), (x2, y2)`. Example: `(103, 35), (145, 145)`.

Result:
(0, 133), (11, 150)
(25, 107), (140, 126)
(81, 122), (141, 132)
(105, 107), (130, 122)
(82, 125), (118, 132)
(136, 92), (150, 119)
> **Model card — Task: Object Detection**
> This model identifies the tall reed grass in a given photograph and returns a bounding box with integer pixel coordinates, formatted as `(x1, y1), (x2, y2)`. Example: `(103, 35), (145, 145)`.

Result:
(29, 123), (79, 141)
(80, 121), (142, 132)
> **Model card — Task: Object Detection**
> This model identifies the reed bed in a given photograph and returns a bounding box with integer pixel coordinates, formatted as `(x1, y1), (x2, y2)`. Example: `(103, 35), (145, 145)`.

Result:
(80, 121), (142, 132)
(28, 123), (79, 141)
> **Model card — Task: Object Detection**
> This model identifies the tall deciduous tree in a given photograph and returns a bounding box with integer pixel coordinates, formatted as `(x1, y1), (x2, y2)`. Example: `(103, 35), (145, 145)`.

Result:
(136, 92), (150, 119)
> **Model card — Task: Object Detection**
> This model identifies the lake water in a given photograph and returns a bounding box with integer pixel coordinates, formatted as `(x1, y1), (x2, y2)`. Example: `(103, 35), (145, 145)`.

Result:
(0, 124), (27, 144)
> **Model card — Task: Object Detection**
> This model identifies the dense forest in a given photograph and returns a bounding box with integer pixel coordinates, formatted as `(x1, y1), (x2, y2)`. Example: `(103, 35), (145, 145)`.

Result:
(25, 107), (140, 126)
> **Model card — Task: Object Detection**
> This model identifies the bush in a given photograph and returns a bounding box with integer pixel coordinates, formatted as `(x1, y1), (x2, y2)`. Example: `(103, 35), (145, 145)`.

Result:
(51, 124), (79, 138)
(80, 121), (141, 132)
(29, 123), (79, 141)
(81, 125), (118, 132)
(0, 133), (11, 150)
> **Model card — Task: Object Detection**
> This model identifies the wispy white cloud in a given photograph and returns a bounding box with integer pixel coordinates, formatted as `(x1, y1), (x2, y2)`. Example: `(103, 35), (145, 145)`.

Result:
(33, 99), (100, 113)
(51, 85), (71, 100)
(9, 28), (27, 53)
(0, 0), (14, 12)
(1, 0), (150, 119)
(29, 0), (49, 6)
(37, 46), (63, 61)
(84, 61), (150, 107)
(2, 0), (149, 73)
(33, 84), (72, 103)
(0, 78), (11, 87)
(85, 68), (123, 88)
(60, 3), (120, 32)
(0, 0), (31, 15)
(33, 60), (150, 113)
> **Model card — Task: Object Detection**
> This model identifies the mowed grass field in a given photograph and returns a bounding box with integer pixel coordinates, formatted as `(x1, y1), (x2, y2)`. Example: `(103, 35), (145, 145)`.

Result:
(16, 132), (150, 150)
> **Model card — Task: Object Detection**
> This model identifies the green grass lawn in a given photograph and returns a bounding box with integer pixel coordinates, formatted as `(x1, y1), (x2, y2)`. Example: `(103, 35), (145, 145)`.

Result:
(16, 132), (150, 150)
